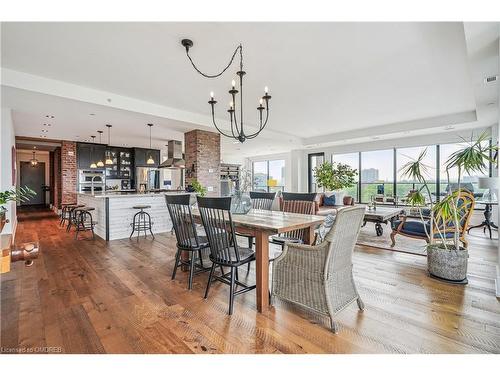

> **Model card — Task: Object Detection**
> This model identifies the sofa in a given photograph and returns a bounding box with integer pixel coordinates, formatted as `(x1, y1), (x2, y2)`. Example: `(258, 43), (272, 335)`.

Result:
(314, 193), (355, 216)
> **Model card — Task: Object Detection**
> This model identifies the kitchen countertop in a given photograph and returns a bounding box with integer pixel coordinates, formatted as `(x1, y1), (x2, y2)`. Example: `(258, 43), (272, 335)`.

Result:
(78, 191), (192, 199)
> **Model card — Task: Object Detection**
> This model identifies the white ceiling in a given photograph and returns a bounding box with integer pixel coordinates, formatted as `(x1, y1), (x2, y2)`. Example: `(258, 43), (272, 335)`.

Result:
(1, 22), (498, 161)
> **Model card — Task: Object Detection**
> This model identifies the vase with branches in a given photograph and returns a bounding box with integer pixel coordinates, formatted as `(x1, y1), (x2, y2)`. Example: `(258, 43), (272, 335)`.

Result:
(399, 131), (497, 282)
(231, 167), (252, 214)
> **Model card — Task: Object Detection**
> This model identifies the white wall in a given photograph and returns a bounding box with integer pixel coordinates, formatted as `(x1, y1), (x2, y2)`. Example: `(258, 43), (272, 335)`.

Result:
(1, 108), (17, 236)
(16, 149), (50, 204)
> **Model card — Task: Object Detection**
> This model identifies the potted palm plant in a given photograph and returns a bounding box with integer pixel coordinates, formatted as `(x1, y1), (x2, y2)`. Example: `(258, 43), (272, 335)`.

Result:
(0, 186), (36, 233)
(313, 161), (357, 203)
(400, 132), (497, 283)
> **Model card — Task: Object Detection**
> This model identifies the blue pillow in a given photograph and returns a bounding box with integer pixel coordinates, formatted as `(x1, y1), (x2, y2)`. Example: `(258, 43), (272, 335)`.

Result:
(323, 194), (336, 206)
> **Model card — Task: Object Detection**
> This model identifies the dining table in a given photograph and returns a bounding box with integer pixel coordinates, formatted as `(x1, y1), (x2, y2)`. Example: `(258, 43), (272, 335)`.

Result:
(189, 208), (325, 313)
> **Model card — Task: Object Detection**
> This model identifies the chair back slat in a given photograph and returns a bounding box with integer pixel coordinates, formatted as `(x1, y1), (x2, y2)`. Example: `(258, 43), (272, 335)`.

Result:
(198, 196), (241, 264)
(166, 194), (199, 249)
(281, 192), (317, 241)
(250, 191), (276, 210)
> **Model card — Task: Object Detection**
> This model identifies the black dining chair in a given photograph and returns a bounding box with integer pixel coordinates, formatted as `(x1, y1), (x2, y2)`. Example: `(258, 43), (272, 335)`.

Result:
(269, 192), (317, 251)
(166, 194), (211, 290)
(197, 196), (256, 315)
(236, 191), (276, 252)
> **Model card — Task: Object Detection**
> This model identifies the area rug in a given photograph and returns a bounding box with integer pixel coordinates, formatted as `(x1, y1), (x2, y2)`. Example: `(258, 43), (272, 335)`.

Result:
(356, 222), (428, 256)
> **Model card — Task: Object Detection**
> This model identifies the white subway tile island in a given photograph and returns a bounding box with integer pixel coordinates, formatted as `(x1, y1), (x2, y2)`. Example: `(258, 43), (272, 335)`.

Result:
(77, 192), (182, 240)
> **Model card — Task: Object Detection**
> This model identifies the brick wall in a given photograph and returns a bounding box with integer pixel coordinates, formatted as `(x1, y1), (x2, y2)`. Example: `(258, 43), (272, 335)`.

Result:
(61, 141), (77, 205)
(184, 129), (220, 197)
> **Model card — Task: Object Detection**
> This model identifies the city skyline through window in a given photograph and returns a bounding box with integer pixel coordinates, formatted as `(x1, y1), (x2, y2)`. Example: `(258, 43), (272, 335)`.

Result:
(310, 140), (492, 203)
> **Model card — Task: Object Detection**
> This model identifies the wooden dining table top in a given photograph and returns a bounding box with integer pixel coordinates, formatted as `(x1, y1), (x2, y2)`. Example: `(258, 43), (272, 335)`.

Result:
(190, 208), (325, 233)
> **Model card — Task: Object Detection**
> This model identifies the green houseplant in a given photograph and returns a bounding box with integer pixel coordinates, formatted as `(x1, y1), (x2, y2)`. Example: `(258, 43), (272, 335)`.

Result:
(399, 132), (497, 283)
(313, 161), (357, 203)
(190, 180), (207, 197)
(0, 186), (36, 232)
(0, 186), (36, 212)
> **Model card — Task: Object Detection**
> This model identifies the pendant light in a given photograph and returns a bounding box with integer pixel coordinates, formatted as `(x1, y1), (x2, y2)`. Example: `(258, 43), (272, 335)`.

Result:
(96, 130), (105, 167)
(30, 147), (38, 167)
(89, 136), (97, 169)
(105, 124), (113, 165)
(146, 123), (155, 165)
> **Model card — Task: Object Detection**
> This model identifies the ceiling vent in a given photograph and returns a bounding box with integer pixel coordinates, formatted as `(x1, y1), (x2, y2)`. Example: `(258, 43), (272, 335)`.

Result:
(484, 75), (498, 84)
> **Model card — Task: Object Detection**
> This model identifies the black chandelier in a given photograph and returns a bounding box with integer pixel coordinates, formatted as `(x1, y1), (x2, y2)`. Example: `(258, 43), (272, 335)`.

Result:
(181, 39), (271, 143)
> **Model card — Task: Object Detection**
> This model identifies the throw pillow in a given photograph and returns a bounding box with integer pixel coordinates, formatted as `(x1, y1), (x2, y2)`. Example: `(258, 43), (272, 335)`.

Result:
(323, 194), (336, 206)
(316, 214), (336, 244)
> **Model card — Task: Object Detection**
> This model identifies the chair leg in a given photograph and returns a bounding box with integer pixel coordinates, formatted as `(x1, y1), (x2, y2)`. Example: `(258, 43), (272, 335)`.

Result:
(247, 262), (251, 273)
(390, 230), (397, 247)
(188, 251), (197, 290)
(330, 317), (339, 334)
(228, 267), (236, 315)
(204, 263), (216, 298)
(147, 212), (155, 239)
(198, 250), (204, 268)
(235, 266), (239, 281)
(172, 249), (181, 280)
(247, 236), (253, 249)
(357, 297), (365, 311)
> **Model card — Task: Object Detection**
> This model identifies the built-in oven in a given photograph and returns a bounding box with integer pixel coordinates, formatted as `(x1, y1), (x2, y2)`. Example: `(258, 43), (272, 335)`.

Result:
(78, 170), (105, 193)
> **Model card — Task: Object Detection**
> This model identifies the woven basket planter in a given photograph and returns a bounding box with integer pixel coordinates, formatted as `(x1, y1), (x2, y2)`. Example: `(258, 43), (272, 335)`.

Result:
(427, 244), (468, 284)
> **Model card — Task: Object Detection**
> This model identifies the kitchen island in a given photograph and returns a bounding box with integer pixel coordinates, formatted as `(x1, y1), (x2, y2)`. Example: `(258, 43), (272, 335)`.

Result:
(77, 192), (191, 241)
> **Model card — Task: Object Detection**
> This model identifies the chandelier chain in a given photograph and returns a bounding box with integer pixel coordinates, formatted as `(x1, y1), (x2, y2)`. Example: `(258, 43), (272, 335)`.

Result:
(186, 44), (242, 78)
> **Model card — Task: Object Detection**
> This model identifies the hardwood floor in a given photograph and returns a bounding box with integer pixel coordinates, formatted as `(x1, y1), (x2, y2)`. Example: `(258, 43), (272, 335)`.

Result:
(1, 207), (499, 353)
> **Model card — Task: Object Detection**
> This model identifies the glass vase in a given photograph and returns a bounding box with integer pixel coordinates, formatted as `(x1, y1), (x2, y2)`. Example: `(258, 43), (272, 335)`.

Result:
(230, 191), (252, 214)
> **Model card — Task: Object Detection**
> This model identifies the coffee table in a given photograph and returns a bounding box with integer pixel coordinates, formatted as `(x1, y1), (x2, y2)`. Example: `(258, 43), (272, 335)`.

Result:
(363, 207), (404, 236)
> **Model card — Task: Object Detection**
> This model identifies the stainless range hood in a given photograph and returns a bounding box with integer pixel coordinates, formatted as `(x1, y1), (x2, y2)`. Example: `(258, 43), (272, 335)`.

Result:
(159, 140), (185, 169)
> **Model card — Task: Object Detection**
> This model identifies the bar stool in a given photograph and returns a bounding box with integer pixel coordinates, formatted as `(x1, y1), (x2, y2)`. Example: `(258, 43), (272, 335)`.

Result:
(60, 203), (77, 226)
(74, 207), (97, 240)
(130, 205), (154, 241)
(66, 204), (86, 232)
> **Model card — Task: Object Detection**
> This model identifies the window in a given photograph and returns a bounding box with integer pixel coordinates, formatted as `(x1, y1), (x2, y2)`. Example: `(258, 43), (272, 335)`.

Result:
(396, 146), (437, 201)
(331, 152), (359, 201)
(308, 153), (324, 192)
(360, 149), (394, 203)
(439, 142), (489, 198)
(252, 159), (285, 192)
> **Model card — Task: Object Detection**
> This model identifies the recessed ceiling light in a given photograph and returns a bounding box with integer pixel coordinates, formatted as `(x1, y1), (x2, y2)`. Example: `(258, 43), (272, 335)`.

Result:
(445, 125), (455, 130)
(371, 136), (380, 140)
(487, 102), (496, 106)
(107, 98), (112, 103)
(89, 113), (96, 116)
(45, 115), (55, 119)
(233, 141), (240, 144)
(41, 129), (48, 133)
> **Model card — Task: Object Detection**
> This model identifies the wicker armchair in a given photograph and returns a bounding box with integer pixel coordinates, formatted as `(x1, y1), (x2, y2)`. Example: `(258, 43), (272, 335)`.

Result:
(271, 205), (366, 333)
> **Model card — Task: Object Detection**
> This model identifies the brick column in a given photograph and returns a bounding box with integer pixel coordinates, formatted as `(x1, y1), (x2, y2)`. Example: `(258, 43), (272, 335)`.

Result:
(61, 141), (77, 205)
(184, 129), (220, 197)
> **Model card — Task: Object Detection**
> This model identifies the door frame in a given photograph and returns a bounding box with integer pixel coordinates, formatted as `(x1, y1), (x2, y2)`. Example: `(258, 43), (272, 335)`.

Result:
(20, 161), (46, 206)
(307, 152), (325, 193)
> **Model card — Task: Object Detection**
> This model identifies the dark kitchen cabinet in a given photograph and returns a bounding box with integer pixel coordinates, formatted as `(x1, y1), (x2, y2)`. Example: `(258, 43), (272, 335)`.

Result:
(105, 147), (134, 179)
(77, 143), (106, 170)
(133, 148), (160, 168)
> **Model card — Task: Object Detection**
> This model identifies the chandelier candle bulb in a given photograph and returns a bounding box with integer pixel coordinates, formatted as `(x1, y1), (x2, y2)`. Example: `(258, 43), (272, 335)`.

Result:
(210, 91), (214, 99)
(231, 79), (236, 88)
(265, 86), (268, 94)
